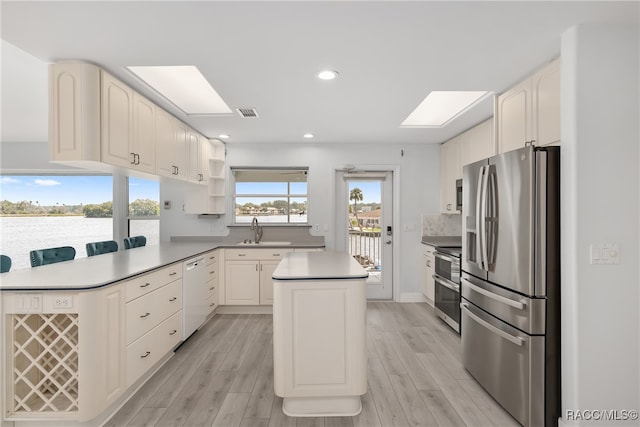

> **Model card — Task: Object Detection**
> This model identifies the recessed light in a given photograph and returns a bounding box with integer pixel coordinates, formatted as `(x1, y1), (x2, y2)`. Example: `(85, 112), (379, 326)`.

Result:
(126, 65), (233, 115)
(303, 133), (314, 139)
(317, 70), (338, 80)
(219, 134), (230, 139)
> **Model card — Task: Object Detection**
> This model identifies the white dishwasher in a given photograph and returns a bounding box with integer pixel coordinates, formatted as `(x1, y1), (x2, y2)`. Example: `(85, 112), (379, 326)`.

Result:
(183, 256), (207, 339)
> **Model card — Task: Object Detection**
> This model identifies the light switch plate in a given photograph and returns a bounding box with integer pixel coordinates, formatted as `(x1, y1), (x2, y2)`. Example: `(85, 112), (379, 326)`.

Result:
(589, 243), (619, 265)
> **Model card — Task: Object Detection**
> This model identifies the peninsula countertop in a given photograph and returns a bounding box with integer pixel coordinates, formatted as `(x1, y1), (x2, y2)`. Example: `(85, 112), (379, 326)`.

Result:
(1, 240), (326, 291)
(272, 251), (368, 281)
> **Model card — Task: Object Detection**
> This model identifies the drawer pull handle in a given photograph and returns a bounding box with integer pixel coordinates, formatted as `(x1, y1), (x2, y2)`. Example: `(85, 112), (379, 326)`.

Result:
(169, 297), (177, 302)
(141, 351), (151, 358)
(169, 272), (177, 276)
(209, 286), (215, 291)
(169, 330), (177, 335)
(209, 256), (215, 260)
(210, 270), (215, 274)
(273, 253), (280, 256)
(238, 254), (246, 257)
(210, 303), (215, 307)
(140, 282), (151, 288)
(140, 312), (151, 318)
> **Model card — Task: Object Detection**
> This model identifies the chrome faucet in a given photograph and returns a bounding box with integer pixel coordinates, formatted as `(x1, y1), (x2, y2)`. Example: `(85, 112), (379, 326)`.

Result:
(251, 216), (263, 243)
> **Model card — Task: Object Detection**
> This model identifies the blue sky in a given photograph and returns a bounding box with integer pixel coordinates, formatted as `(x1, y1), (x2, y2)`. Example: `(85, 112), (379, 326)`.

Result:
(348, 181), (381, 204)
(0, 175), (159, 205)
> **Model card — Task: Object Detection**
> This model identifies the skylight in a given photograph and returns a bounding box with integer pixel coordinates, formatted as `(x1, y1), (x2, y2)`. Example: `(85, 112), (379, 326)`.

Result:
(401, 91), (489, 127)
(126, 65), (233, 115)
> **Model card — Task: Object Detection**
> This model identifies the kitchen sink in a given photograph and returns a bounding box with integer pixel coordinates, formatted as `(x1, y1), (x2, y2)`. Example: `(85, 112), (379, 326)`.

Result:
(235, 241), (292, 246)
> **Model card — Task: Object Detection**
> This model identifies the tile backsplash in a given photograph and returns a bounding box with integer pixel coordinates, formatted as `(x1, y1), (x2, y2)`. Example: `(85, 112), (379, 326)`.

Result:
(421, 213), (462, 236)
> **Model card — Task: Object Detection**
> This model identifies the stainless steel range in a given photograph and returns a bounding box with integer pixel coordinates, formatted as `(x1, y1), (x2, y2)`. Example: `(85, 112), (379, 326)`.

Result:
(433, 245), (461, 333)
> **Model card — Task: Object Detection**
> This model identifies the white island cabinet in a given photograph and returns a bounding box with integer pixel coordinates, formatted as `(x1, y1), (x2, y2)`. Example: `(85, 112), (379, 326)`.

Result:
(272, 251), (368, 417)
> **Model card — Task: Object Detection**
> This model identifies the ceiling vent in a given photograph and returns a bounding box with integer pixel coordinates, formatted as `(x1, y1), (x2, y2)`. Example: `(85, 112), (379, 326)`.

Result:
(237, 108), (259, 118)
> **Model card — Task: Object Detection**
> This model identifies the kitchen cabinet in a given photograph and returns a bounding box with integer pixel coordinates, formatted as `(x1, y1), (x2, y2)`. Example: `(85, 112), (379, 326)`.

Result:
(184, 139), (227, 214)
(125, 263), (183, 387)
(50, 61), (204, 182)
(204, 250), (219, 316)
(440, 138), (461, 214)
(497, 58), (560, 154)
(224, 249), (292, 305)
(422, 244), (436, 305)
(460, 117), (494, 167)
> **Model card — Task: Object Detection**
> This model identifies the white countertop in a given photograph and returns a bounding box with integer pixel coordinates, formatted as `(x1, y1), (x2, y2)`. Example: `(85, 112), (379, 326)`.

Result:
(272, 251), (368, 281)
(0, 242), (218, 291)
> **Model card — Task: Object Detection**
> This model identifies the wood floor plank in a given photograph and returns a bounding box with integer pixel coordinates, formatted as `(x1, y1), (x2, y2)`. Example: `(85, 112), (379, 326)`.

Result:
(352, 389), (382, 427)
(419, 390), (466, 427)
(324, 416), (355, 427)
(385, 332), (439, 391)
(295, 417), (325, 427)
(268, 397), (296, 427)
(243, 336), (276, 419)
(212, 392), (251, 427)
(220, 316), (264, 371)
(126, 407), (167, 427)
(458, 379), (520, 427)
(416, 353), (493, 427)
(367, 356), (411, 427)
(181, 370), (237, 427)
(414, 326), (470, 380)
(154, 351), (228, 426)
(240, 418), (270, 427)
(371, 329), (407, 375)
(230, 328), (273, 392)
(388, 374), (439, 427)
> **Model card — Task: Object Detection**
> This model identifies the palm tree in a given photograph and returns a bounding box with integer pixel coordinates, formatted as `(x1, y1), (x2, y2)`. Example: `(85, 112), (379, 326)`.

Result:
(349, 187), (364, 232)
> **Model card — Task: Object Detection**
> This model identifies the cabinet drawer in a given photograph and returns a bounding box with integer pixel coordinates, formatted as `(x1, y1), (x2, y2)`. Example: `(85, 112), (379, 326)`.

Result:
(127, 310), (183, 387)
(206, 291), (218, 315)
(205, 251), (219, 265)
(126, 279), (182, 344)
(225, 248), (292, 260)
(206, 278), (217, 300)
(206, 264), (218, 281)
(126, 263), (182, 302)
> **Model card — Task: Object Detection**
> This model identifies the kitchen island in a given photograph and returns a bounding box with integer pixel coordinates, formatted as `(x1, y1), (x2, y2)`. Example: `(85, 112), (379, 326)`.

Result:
(272, 251), (368, 417)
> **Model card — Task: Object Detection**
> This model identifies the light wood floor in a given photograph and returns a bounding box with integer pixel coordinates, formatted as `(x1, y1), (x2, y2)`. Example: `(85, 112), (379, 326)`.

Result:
(106, 302), (519, 427)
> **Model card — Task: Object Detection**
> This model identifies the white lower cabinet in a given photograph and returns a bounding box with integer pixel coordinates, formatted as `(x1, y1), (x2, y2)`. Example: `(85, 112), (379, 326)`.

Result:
(224, 249), (292, 305)
(126, 310), (183, 388)
(205, 250), (219, 315)
(422, 244), (436, 305)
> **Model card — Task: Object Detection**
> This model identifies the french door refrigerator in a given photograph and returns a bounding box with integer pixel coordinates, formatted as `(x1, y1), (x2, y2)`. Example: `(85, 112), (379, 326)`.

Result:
(461, 145), (560, 427)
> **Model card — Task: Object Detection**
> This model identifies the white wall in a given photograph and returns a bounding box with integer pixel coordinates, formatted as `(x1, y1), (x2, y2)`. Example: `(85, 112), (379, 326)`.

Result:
(160, 142), (441, 300)
(560, 24), (639, 425)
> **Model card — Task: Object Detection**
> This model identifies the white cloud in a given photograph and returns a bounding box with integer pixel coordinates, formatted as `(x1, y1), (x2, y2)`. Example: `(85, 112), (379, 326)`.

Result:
(0, 177), (21, 184)
(34, 179), (61, 187)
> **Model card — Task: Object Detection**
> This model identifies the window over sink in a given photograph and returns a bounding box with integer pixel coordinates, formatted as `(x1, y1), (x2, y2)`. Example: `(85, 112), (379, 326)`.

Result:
(231, 167), (308, 225)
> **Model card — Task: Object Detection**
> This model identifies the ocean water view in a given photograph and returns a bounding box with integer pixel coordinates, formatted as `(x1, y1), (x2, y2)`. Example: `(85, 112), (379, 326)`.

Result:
(0, 216), (159, 271)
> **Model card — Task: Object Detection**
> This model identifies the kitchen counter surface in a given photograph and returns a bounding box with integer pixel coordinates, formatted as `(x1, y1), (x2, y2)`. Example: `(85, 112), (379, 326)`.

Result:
(0, 240), (326, 291)
(273, 251), (368, 281)
(421, 235), (462, 248)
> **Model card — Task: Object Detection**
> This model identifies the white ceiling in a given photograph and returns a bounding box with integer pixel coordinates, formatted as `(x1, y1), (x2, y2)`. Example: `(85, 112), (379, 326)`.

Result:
(1, 1), (638, 145)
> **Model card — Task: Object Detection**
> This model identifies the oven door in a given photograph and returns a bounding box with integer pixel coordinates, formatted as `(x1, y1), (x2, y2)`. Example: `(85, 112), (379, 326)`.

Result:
(433, 274), (460, 333)
(434, 251), (460, 283)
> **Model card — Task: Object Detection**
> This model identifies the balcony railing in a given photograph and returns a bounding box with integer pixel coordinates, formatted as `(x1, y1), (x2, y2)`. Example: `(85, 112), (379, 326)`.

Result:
(348, 229), (381, 271)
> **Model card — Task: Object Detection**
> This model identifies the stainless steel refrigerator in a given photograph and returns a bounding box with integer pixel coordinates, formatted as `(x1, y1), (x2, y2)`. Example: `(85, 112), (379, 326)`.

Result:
(461, 145), (560, 427)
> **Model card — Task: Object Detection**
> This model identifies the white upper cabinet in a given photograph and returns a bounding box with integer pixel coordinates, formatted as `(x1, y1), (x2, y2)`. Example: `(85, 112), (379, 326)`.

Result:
(461, 117), (494, 167)
(440, 137), (461, 214)
(101, 72), (134, 169)
(50, 61), (206, 183)
(497, 58), (560, 153)
(131, 92), (156, 174)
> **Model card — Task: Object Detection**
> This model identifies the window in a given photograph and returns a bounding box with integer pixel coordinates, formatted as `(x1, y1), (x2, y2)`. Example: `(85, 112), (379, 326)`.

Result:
(232, 168), (308, 224)
(0, 174), (113, 270)
(128, 177), (160, 245)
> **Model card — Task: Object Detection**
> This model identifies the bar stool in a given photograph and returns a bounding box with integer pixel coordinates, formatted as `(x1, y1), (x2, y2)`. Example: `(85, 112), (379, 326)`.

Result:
(0, 255), (11, 273)
(124, 236), (147, 249)
(30, 246), (76, 267)
(86, 240), (118, 257)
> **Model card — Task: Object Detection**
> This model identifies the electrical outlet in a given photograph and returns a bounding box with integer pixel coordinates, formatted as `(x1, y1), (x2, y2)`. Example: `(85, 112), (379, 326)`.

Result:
(314, 224), (320, 232)
(54, 296), (73, 308)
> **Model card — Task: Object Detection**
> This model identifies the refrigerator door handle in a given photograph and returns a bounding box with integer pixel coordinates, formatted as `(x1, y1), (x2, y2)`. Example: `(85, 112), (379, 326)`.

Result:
(461, 278), (527, 310)
(476, 166), (486, 269)
(461, 303), (524, 346)
(479, 166), (490, 270)
(486, 166), (498, 269)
